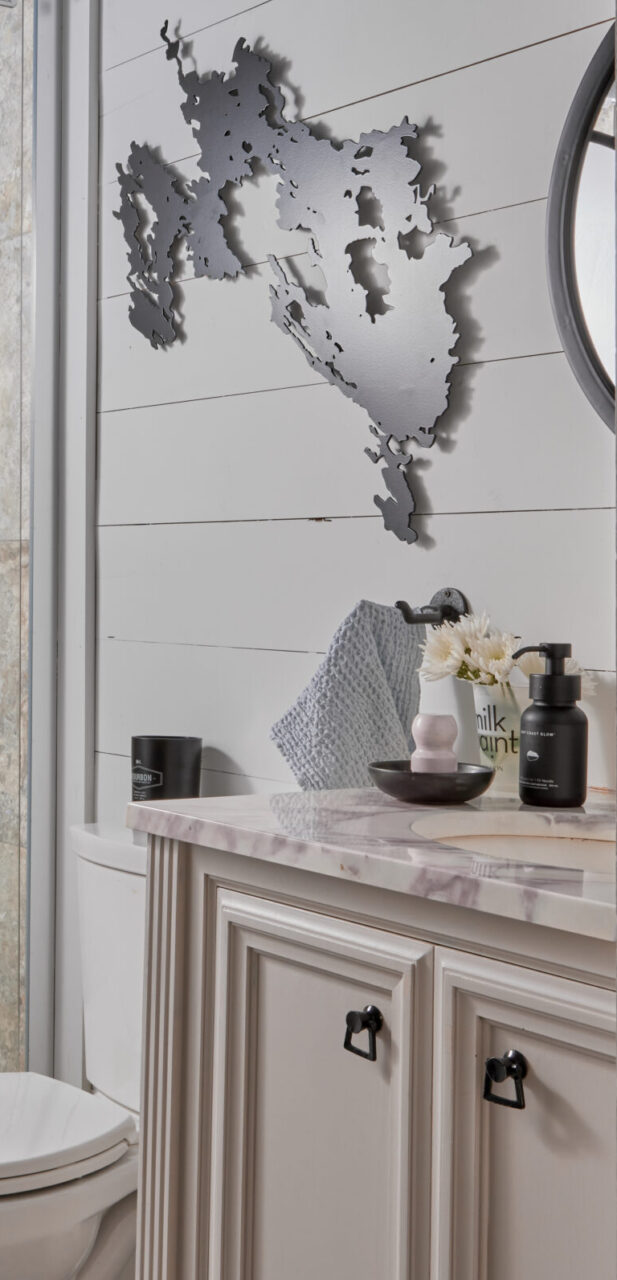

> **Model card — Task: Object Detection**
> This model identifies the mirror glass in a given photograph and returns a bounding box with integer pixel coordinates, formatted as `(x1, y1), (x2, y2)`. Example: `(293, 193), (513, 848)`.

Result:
(573, 82), (615, 384)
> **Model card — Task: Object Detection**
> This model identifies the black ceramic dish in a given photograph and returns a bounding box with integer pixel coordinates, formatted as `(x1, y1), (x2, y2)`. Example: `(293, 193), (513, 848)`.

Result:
(369, 761), (495, 805)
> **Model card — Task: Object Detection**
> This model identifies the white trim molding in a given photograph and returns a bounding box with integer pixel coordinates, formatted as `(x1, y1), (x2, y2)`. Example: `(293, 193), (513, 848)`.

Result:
(54, 0), (100, 1086)
(29, 0), (100, 1082)
(28, 0), (62, 1078)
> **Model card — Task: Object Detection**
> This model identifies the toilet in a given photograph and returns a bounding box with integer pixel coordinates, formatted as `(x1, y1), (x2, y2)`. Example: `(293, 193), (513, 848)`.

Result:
(0, 825), (147, 1279)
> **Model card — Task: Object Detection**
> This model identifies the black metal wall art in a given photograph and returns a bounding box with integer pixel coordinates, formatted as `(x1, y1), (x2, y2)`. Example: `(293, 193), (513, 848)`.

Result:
(116, 24), (472, 544)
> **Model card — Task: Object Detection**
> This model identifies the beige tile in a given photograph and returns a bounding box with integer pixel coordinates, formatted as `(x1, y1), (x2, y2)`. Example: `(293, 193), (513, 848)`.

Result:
(18, 843), (26, 1068)
(0, 235), (22, 542)
(0, 5), (23, 244)
(0, 999), (20, 1072)
(19, 542), (28, 850)
(21, 0), (34, 237)
(0, 0), (31, 1073)
(0, 842), (19, 1005)
(0, 542), (21, 847)
(20, 231), (31, 540)
(0, 841), (22, 1073)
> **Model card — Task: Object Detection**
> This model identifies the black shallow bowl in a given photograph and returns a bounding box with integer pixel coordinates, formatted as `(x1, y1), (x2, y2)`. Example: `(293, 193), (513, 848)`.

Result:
(369, 761), (495, 805)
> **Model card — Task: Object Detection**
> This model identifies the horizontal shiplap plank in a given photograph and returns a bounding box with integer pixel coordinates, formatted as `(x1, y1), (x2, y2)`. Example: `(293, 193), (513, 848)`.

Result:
(98, 199), (559, 414)
(96, 643), (616, 797)
(98, 508), (616, 670)
(97, 353), (615, 526)
(100, 24), (606, 298)
(101, 0), (272, 71)
(97, 268), (319, 414)
(96, 641), (316, 781)
(100, 1), (611, 135)
(94, 749), (296, 827)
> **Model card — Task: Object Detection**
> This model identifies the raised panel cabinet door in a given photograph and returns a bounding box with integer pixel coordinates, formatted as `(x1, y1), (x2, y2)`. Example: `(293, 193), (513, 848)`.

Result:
(207, 890), (433, 1280)
(432, 948), (616, 1280)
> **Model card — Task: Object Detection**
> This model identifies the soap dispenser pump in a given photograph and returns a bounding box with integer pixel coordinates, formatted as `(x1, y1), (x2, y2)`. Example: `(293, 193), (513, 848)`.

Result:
(512, 643), (588, 807)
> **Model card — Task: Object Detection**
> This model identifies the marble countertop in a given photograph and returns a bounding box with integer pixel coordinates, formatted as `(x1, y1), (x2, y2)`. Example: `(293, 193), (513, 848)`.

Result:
(127, 789), (616, 941)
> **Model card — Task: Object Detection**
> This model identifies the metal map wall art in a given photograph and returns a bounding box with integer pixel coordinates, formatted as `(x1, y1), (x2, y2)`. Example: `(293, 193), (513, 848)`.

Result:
(116, 24), (472, 544)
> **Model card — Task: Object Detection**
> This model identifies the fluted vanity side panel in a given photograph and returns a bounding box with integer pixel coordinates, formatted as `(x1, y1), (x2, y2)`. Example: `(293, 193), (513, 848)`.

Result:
(95, 1), (616, 820)
(137, 837), (187, 1279)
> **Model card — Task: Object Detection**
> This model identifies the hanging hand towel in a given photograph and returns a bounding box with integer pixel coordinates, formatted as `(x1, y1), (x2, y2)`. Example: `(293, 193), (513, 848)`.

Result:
(270, 599), (424, 790)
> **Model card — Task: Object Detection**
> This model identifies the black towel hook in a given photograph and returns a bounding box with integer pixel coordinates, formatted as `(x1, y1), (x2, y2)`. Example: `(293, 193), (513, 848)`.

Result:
(395, 587), (470, 628)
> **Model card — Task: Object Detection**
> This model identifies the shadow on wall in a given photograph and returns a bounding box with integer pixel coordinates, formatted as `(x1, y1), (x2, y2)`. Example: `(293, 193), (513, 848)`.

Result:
(386, 119), (499, 549)
(410, 117), (500, 443)
(200, 747), (257, 796)
(409, 230), (498, 548)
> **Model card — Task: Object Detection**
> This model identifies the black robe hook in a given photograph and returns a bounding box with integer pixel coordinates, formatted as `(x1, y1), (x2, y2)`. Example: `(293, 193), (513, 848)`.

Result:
(395, 587), (470, 627)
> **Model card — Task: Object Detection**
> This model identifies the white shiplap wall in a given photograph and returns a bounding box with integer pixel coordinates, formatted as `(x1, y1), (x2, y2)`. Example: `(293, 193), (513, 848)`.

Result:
(96, 1), (616, 822)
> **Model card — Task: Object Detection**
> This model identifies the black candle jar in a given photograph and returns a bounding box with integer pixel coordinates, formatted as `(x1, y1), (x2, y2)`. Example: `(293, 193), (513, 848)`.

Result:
(131, 736), (203, 802)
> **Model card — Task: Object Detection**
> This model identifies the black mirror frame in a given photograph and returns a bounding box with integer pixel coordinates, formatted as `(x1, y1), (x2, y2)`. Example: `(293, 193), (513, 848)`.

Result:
(546, 23), (615, 431)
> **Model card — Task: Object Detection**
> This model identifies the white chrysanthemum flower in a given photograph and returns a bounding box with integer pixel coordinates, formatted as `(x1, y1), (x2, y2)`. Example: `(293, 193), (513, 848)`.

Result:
(514, 651), (543, 678)
(468, 632), (518, 685)
(419, 612), (520, 685)
(452, 611), (492, 647)
(419, 622), (466, 681)
(568, 659), (597, 699)
(514, 650), (596, 698)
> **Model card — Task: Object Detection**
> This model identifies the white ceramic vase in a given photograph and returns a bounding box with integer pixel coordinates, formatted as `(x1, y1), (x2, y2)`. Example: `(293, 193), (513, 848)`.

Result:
(472, 682), (528, 795)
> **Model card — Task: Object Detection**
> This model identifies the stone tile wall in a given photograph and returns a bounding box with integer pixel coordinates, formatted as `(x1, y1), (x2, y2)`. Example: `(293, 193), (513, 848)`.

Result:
(0, 0), (32, 1071)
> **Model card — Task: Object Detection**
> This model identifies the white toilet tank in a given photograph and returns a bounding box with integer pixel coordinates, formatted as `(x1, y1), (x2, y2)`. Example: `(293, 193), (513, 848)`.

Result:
(72, 825), (147, 1115)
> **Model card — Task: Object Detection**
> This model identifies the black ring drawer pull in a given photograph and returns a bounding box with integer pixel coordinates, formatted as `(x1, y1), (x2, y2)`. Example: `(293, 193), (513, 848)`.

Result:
(344, 1005), (384, 1061)
(483, 1049), (528, 1109)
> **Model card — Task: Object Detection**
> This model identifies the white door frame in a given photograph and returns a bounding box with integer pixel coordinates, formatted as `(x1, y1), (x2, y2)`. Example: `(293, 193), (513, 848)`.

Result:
(29, 0), (100, 1082)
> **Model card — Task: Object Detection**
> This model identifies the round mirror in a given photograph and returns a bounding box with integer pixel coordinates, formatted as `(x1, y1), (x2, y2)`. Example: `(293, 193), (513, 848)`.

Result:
(547, 25), (615, 429)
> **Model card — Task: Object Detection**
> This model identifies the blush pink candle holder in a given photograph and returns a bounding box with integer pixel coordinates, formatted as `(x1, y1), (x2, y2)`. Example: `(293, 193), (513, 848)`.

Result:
(411, 713), (458, 774)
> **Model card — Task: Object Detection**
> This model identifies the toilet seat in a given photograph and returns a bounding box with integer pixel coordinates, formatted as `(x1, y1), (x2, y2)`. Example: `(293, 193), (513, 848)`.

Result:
(0, 1074), (137, 1196)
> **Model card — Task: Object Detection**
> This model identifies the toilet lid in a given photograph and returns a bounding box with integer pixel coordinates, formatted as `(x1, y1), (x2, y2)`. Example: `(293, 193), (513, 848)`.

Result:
(0, 1074), (136, 1193)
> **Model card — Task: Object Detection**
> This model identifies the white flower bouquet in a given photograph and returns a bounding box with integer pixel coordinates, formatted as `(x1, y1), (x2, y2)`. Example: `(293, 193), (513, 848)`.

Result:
(419, 613), (517, 686)
(419, 613), (594, 694)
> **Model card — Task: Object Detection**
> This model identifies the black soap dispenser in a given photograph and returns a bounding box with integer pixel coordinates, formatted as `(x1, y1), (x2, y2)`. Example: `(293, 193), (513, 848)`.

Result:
(512, 643), (587, 807)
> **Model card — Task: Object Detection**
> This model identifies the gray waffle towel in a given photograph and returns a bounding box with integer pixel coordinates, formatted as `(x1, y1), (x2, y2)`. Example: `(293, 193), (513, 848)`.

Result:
(270, 599), (424, 790)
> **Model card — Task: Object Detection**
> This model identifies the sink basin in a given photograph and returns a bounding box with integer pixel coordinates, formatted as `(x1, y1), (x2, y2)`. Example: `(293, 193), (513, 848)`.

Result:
(411, 811), (615, 874)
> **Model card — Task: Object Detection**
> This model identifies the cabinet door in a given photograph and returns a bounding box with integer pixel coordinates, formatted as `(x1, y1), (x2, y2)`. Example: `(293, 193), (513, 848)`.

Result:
(432, 948), (616, 1280)
(207, 889), (433, 1280)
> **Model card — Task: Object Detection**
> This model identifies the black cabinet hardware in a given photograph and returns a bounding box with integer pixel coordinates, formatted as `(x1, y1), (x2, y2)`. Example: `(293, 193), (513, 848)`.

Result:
(483, 1049), (528, 1109)
(344, 1005), (384, 1061)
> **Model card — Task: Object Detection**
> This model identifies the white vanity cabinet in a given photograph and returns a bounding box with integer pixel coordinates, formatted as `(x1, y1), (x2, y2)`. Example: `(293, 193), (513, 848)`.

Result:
(130, 795), (616, 1280)
(208, 891), (433, 1280)
(432, 950), (616, 1280)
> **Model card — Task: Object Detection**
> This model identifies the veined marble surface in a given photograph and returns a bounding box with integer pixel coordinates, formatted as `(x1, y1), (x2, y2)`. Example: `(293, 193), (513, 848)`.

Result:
(127, 789), (616, 941)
